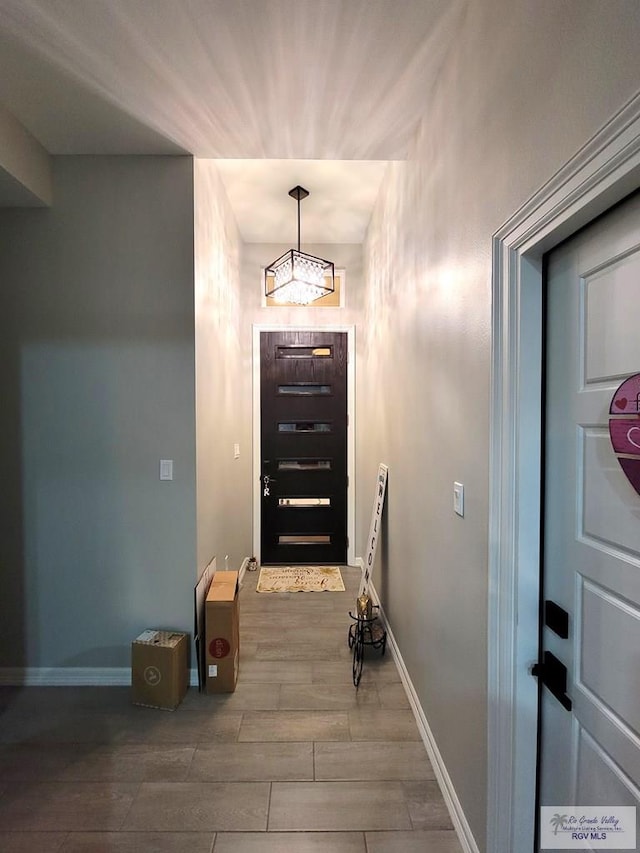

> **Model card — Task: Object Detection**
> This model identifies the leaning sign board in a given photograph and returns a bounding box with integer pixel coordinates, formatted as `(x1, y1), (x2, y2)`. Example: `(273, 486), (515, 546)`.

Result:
(359, 463), (388, 596)
(194, 557), (215, 692)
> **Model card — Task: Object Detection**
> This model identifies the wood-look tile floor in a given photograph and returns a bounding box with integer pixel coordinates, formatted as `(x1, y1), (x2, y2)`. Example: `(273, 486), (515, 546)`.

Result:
(0, 566), (463, 853)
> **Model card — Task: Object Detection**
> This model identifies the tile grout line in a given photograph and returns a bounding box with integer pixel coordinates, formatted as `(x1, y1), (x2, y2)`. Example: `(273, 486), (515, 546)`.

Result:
(362, 829), (370, 853)
(266, 780), (273, 832)
(182, 743), (198, 782)
(235, 711), (244, 743)
(117, 779), (142, 832)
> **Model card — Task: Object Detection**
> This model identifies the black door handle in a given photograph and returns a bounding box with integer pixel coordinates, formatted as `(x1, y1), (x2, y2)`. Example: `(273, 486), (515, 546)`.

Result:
(261, 460), (276, 483)
(532, 651), (572, 711)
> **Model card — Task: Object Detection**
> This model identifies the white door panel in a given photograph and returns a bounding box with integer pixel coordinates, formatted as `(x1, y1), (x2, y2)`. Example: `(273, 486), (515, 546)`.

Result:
(582, 428), (640, 555)
(540, 191), (640, 848)
(579, 581), (640, 735)
(577, 728), (640, 810)
(540, 692), (580, 803)
(584, 251), (640, 384)
(574, 687), (640, 791)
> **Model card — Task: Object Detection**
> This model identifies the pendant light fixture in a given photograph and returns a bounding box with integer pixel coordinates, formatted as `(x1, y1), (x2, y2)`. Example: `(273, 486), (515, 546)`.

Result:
(264, 186), (335, 305)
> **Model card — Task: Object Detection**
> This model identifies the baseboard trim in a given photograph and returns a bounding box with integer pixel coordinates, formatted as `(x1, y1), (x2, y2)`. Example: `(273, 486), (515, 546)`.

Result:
(0, 667), (201, 687)
(362, 564), (479, 853)
(238, 555), (250, 585)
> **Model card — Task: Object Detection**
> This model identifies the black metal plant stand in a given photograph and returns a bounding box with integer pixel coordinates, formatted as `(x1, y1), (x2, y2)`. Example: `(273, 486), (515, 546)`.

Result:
(348, 607), (387, 687)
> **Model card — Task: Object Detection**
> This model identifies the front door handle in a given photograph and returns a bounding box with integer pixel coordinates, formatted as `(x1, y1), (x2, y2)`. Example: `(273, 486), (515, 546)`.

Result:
(262, 474), (277, 497)
(532, 650), (572, 711)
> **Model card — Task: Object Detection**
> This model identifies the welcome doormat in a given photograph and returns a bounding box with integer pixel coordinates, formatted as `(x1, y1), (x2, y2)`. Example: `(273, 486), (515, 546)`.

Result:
(256, 566), (345, 593)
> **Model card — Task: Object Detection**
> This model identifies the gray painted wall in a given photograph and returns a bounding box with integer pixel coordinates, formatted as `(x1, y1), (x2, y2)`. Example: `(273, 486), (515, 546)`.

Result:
(362, 1), (640, 848)
(0, 156), (197, 668)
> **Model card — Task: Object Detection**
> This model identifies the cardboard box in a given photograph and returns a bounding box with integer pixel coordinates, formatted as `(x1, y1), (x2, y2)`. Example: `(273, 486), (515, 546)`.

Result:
(131, 630), (189, 710)
(205, 570), (239, 693)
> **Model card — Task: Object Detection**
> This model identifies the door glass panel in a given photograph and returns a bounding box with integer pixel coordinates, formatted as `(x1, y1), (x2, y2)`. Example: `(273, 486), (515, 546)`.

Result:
(278, 422), (332, 432)
(278, 497), (331, 507)
(277, 459), (332, 471)
(277, 383), (331, 395)
(278, 534), (331, 544)
(276, 346), (332, 358)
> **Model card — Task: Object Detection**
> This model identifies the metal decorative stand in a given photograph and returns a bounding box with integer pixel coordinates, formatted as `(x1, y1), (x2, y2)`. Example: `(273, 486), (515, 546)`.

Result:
(348, 607), (387, 687)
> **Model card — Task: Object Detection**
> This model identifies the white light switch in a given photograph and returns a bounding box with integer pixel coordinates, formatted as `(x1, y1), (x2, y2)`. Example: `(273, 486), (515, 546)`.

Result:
(233, 443), (240, 459)
(453, 482), (464, 517)
(160, 459), (173, 481)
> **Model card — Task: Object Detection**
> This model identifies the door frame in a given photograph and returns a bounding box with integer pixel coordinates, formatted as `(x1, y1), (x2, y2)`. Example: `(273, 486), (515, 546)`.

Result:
(252, 323), (356, 566)
(488, 91), (640, 853)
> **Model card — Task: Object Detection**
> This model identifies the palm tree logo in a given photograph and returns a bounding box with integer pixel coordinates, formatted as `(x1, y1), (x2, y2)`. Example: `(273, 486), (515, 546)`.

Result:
(550, 813), (569, 835)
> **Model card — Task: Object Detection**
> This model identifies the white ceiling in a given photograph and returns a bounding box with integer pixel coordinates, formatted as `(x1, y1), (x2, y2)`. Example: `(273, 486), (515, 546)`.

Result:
(215, 159), (389, 244)
(0, 0), (462, 242)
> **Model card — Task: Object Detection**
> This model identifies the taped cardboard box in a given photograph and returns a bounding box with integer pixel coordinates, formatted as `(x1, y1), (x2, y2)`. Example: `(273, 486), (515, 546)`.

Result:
(205, 570), (239, 693)
(131, 630), (189, 710)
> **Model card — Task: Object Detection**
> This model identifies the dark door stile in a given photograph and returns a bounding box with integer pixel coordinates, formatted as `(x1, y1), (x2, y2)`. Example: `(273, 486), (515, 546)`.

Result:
(260, 330), (348, 565)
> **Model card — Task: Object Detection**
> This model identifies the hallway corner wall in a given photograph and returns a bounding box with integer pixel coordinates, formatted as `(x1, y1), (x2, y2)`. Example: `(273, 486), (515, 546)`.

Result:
(360, 1), (640, 849)
(194, 160), (251, 575)
(0, 99), (52, 206)
(0, 155), (197, 670)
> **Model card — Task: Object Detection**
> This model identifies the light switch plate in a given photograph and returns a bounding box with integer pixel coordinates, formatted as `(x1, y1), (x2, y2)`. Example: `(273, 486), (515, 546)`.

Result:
(234, 443), (240, 459)
(160, 459), (173, 481)
(453, 482), (464, 517)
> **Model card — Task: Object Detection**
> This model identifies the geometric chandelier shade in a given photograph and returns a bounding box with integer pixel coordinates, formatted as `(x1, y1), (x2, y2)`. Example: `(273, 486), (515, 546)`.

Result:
(264, 186), (335, 305)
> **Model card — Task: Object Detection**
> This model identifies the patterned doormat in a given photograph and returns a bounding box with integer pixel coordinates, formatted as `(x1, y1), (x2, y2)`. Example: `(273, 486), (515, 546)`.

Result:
(256, 566), (345, 593)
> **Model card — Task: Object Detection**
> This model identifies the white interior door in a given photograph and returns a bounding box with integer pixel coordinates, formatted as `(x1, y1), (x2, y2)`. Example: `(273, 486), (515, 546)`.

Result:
(540, 192), (640, 848)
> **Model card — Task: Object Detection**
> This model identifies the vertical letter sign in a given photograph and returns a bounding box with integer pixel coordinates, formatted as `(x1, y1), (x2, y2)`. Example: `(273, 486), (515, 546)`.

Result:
(360, 464), (388, 595)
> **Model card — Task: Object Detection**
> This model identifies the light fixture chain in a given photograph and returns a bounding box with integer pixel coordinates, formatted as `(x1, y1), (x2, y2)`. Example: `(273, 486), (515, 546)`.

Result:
(264, 184), (334, 305)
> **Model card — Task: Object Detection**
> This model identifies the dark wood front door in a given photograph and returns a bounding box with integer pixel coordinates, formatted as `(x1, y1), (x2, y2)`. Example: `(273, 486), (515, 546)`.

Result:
(260, 330), (348, 565)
